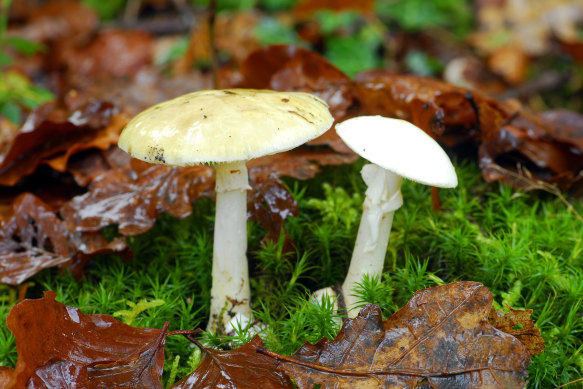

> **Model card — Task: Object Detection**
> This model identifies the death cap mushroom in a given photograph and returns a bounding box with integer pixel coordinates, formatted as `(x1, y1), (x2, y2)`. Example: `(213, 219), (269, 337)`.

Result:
(118, 89), (334, 165)
(117, 88), (334, 333)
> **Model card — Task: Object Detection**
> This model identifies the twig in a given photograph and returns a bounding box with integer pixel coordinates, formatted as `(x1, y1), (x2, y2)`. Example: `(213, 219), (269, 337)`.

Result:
(167, 328), (203, 337)
(256, 347), (520, 377)
(556, 377), (583, 388)
(487, 164), (583, 223)
(208, 0), (218, 88)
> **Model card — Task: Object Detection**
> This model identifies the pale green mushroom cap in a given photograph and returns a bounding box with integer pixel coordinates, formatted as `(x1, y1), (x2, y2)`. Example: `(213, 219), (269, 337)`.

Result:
(118, 89), (334, 165)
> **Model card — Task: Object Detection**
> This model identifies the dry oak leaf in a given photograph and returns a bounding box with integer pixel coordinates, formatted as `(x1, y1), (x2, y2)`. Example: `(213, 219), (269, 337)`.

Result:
(172, 336), (293, 389)
(489, 306), (545, 357)
(2, 291), (166, 389)
(0, 193), (127, 285)
(263, 281), (530, 388)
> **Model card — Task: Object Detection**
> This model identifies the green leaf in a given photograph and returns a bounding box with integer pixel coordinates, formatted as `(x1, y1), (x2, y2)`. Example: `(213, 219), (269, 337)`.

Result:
(404, 50), (444, 77)
(189, 0), (257, 11)
(0, 52), (13, 66)
(254, 17), (302, 46)
(259, 0), (297, 12)
(4, 36), (45, 55)
(81, 0), (125, 20)
(376, 0), (473, 37)
(0, 100), (21, 124)
(314, 10), (360, 36)
(325, 34), (382, 77)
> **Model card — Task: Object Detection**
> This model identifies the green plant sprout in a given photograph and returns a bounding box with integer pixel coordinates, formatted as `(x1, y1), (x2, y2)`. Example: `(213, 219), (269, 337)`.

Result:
(0, 0), (53, 124)
(113, 298), (165, 325)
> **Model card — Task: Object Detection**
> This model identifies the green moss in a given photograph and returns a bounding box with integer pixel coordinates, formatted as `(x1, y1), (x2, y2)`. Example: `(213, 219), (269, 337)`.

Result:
(0, 161), (581, 387)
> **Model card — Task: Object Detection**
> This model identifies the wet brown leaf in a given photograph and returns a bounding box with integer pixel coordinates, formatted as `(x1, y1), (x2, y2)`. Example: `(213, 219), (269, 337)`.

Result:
(172, 336), (293, 389)
(263, 282), (530, 388)
(294, 0), (375, 15)
(60, 160), (214, 236)
(248, 174), (298, 249)
(63, 28), (154, 79)
(175, 11), (262, 74)
(489, 306), (546, 357)
(239, 45), (354, 123)
(0, 101), (124, 186)
(7, 0), (98, 45)
(0, 193), (127, 284)
(2, 291), (165, 388)
(353, 70), (583, 189)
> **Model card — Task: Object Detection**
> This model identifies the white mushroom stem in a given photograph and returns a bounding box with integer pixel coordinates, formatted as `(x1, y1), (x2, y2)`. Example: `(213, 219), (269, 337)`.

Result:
(342, 163), (403, 317)
(207, 160), (252, 333)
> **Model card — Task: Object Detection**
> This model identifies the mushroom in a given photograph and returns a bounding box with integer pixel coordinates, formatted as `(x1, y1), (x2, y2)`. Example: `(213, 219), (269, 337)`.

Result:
(118, 89), (333, 333)
(334, 115), (458, 317)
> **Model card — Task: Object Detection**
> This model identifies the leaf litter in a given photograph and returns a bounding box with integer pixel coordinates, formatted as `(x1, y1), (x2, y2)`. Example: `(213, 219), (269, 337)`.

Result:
(0, 2), (574, 385)
(259, 281), (531, 388)
(0, 282), (539, 388)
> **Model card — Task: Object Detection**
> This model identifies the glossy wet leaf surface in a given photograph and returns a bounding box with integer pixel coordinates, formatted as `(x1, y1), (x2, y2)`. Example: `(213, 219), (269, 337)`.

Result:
(0, 193), (127, 285)
(264, 282), (530, 388)
(172, 336), (293, 389)
(2, 291), (165, 388)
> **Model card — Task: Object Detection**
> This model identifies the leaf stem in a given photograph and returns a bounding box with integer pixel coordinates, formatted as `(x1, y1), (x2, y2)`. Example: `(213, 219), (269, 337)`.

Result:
(256, 346), (521, 378)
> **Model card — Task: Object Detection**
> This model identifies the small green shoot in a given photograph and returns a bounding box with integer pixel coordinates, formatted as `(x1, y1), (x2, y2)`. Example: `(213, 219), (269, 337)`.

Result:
(113, 298), (166, 325)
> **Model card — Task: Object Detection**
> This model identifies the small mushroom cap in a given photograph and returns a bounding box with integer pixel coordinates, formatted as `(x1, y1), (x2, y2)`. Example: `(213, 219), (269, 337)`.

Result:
(336, 116), (458, 188)
(118, 89), (333, 165)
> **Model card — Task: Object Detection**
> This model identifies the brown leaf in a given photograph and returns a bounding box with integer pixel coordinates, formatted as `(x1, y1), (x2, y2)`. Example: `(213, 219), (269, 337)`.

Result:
(239, 45), (354, 124)
(63, 28), (153, 79)
(3, 291), (165, 388)
(7, 0), (98, 45)
(175, 12), (262, 74)
(0, 101), (123, 186)
(59, 161), (214, 236)
(248, 174), (298, 249)
(172, 336), (293, 389)
(61, 143), (355, 241)
(264, 282), (530, 388)
(489, 306), (546, 357)
(0, 193), (127, 285)
(294, 0), (375, 16)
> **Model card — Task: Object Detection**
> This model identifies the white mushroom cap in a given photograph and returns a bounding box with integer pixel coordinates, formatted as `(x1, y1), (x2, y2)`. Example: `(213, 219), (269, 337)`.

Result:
(118, 89), (334, 165)
(336, 116), (458, 188)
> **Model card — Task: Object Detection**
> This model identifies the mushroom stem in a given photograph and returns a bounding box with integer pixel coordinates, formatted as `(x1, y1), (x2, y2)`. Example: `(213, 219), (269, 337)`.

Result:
(342, 163), (403, 317)
(207, 160), (252, 333)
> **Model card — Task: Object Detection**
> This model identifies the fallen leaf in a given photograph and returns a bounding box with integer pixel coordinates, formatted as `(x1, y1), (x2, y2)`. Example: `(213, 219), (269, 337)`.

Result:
(2, 291), (166, 388)
(239, 45), (354, 123)
(175, 11), (262, 75)
(0, 193), (127, 285)
(489, 306), (546, 357)
(294, 0), (375, 16)
(63, 28), (154, 79)
(0, 100), (123, 186)
(59, 161), (214, 236)
(262, 282), (530, 388)
(172, 336), (293, 389)
(470, 0), (583, 56)
(248, 174), (298, 249)
(7, 0), (98, 45)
